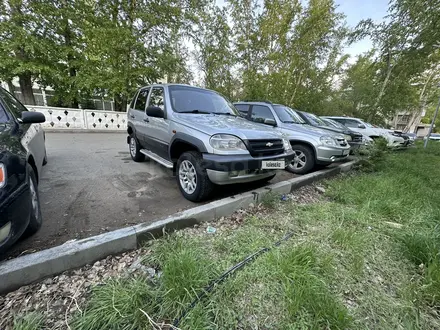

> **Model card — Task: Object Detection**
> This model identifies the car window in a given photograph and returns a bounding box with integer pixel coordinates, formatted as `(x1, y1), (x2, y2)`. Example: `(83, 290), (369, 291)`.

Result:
(0, 105), (9, 123)
(169, 86), (240, 116)
(322, 118), (345, 129)
(148, 88), (165, 110)
(235, 104), (250, 117)
(341, 119), (360, 128)
(0, 88), (28, 118)
(250, 105), (275, 123)
(273, 105), (305, 124)
(133, 88), (150, 112)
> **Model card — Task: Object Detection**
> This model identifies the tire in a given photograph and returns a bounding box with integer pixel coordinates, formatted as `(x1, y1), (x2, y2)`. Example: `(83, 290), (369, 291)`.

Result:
(176, 151), (214, 202)
(42, 149), (48, 166)
(286, 144), (315, 175)
(23, 165), (43, 237)
(129, 135), (145, 162)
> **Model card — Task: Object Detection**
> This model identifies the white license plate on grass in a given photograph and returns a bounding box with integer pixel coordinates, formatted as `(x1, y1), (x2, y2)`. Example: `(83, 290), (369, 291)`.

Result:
(262, 160), (285, 169)
(343, 149), (350, 156)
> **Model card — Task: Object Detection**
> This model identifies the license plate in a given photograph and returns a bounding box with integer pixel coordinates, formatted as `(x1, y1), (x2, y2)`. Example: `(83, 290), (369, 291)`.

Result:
(342, 149), (350, 156)
(262, 160), (285, 169)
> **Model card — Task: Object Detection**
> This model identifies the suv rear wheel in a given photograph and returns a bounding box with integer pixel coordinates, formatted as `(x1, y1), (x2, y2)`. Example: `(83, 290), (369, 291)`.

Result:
(176, 151), (214, 202)
(129, 135), (145, 162)
(287, 144), (315, 175)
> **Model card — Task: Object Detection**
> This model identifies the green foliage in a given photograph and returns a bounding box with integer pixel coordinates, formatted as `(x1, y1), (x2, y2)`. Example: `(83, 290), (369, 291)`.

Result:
(13, 313), (44, 330)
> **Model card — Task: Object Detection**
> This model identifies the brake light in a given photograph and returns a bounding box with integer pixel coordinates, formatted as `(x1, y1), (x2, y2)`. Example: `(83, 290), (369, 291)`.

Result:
(0, 164), (5, 188)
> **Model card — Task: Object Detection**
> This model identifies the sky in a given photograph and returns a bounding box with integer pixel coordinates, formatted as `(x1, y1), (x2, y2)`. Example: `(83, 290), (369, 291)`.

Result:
(335, 0), (388, 59)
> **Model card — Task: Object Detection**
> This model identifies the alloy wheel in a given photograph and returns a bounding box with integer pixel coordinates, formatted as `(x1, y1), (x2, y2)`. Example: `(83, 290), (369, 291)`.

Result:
(179, 160), (197, 194)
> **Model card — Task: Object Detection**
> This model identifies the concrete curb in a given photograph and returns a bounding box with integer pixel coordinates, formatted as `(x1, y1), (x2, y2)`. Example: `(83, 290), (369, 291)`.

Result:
(0, 160), (356, 294)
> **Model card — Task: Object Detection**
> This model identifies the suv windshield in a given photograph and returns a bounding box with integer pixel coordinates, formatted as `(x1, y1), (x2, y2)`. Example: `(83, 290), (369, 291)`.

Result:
(303, 112), (327, 126)
(322, 118), (346, 129)
(273, 105), (305, 124)
(169, 86), (240, 116)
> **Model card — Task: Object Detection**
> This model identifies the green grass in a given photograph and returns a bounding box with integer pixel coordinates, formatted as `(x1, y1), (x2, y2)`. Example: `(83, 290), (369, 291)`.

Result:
(13, 313), (44, 330)
(17, 143), (440, 329)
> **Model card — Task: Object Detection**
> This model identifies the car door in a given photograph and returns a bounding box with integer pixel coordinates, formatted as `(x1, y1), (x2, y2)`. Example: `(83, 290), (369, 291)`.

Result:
(128, 88), (150, 145)
(0, 88), (45, 177)
(144, 87), (170, 160)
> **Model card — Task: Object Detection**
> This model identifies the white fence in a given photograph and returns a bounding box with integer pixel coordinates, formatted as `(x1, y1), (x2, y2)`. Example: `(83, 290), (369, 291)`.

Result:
(26, 105), (127, 131)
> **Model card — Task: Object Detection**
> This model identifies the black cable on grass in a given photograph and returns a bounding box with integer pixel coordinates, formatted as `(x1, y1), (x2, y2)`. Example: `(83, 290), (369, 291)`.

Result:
(172, 231), (295, 327)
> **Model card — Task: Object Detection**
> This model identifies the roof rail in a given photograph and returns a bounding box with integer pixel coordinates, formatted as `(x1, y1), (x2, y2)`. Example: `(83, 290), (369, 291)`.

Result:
(239, 100), (273, 104)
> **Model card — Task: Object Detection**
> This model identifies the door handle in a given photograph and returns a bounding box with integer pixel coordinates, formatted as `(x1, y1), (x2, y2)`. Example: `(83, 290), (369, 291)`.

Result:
(130, 115), (135, 119)
(143, 118), (149, 122)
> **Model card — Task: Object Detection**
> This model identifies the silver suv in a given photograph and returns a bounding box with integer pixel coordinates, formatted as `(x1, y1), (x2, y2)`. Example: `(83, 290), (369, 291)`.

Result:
(127, 84), (294, 202)
(234, 102), (350, 174)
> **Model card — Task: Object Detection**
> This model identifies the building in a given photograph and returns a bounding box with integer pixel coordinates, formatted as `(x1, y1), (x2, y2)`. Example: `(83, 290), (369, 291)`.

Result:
(389, 111), (431, 136)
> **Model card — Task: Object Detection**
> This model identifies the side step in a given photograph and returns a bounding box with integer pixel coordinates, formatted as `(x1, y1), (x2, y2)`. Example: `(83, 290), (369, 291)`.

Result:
(140, 149), (173, 169)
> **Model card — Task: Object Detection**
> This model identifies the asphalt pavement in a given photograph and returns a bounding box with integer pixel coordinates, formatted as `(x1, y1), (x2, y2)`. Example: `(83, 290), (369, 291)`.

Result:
(2, 132), (295, 260)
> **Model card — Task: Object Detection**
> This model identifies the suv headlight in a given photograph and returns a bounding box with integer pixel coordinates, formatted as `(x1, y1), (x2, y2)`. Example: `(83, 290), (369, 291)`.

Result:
(320, 135), (337, 146)
(0, 163), (5, 188)
(344, 134), (352, 141)
(283, 139), (292, 151)
(210, 134), (247, 151)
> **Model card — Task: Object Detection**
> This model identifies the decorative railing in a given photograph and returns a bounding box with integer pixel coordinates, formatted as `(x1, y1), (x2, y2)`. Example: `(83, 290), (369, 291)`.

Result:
(26, 105), (127, 131)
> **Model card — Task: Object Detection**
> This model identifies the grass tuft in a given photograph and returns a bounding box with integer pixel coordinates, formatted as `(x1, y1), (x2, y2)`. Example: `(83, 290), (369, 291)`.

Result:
(13, 313), (44, 330)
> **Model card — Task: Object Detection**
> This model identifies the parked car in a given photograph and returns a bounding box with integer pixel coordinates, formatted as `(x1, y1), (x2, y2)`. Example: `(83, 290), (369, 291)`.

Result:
(323, 116), (408, 147)
(233, 102), (350, 174)
(127, 84), (294, 202)
(320, 117), (371, 148)
(424, 133), (440, 141)
(291, 111), (363, 152)
(0, 87), (47, 254)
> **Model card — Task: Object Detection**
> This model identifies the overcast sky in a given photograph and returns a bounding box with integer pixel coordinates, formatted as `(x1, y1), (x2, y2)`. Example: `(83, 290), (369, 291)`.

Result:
(337, 0), (388, 58)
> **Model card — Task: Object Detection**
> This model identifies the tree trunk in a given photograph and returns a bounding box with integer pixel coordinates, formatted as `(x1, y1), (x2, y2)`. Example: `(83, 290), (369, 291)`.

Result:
(6, 80), (15, 96)
(114, 94), (128, 112)
(18, 72), (35, 105)
(368, 51), (393, 122)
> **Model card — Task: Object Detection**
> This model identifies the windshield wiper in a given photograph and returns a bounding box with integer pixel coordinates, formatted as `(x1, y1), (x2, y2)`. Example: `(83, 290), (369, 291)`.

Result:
(282, 120), (298, 124)
(178, 109), (211, 114)
(213, 112), (237, 117)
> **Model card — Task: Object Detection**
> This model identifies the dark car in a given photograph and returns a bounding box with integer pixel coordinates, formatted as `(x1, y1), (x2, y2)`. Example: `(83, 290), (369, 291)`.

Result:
(295, 111), (364, 151)
(0, 87), (47, 254)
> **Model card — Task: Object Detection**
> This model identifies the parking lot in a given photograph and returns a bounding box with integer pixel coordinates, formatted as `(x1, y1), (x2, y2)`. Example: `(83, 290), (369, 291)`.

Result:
(2, 132), (295, 260)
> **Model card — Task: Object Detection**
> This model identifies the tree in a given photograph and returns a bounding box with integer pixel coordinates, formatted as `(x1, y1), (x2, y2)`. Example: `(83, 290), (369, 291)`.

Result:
(193, 5), (236, 99)
(0, 0), (46, 104)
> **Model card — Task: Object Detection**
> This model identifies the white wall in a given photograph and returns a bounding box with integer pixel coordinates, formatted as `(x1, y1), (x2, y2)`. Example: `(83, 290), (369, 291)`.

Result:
(27, 105), (127, 131)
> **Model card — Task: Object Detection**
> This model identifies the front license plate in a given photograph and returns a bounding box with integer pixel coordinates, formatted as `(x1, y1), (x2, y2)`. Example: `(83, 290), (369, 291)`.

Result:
(342, 149), (350, 156)
(262, 160), (285, 169)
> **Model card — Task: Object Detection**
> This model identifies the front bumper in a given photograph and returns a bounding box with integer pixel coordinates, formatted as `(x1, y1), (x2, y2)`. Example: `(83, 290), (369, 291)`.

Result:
(387, 135), (407, 147)
(0, 183), (32, 252)
(316, 145), (350, 163)
(202, 151), (295, 184)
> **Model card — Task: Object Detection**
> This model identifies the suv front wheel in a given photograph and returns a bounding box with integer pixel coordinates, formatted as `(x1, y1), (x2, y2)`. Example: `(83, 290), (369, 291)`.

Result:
(176, 151), (214, 202)
(286, 144), (315, 175)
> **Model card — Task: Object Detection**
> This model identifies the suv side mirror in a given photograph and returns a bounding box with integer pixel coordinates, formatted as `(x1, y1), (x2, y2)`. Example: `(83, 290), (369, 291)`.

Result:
(264, 118), (277, 126)
(358, 123), (366, 129)
(20, 111), (46, 124)
(146, 106), (164, 118)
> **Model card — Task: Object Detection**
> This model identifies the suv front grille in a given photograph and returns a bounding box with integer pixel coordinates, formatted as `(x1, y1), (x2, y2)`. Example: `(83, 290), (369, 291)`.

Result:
(247, 139), (284, 157)
(336, 138), (348, 147)
(352, 134), (363, 142)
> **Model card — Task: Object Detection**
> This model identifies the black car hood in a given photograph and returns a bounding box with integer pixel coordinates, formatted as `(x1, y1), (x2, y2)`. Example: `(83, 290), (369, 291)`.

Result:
(317, 125), (351, 135)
